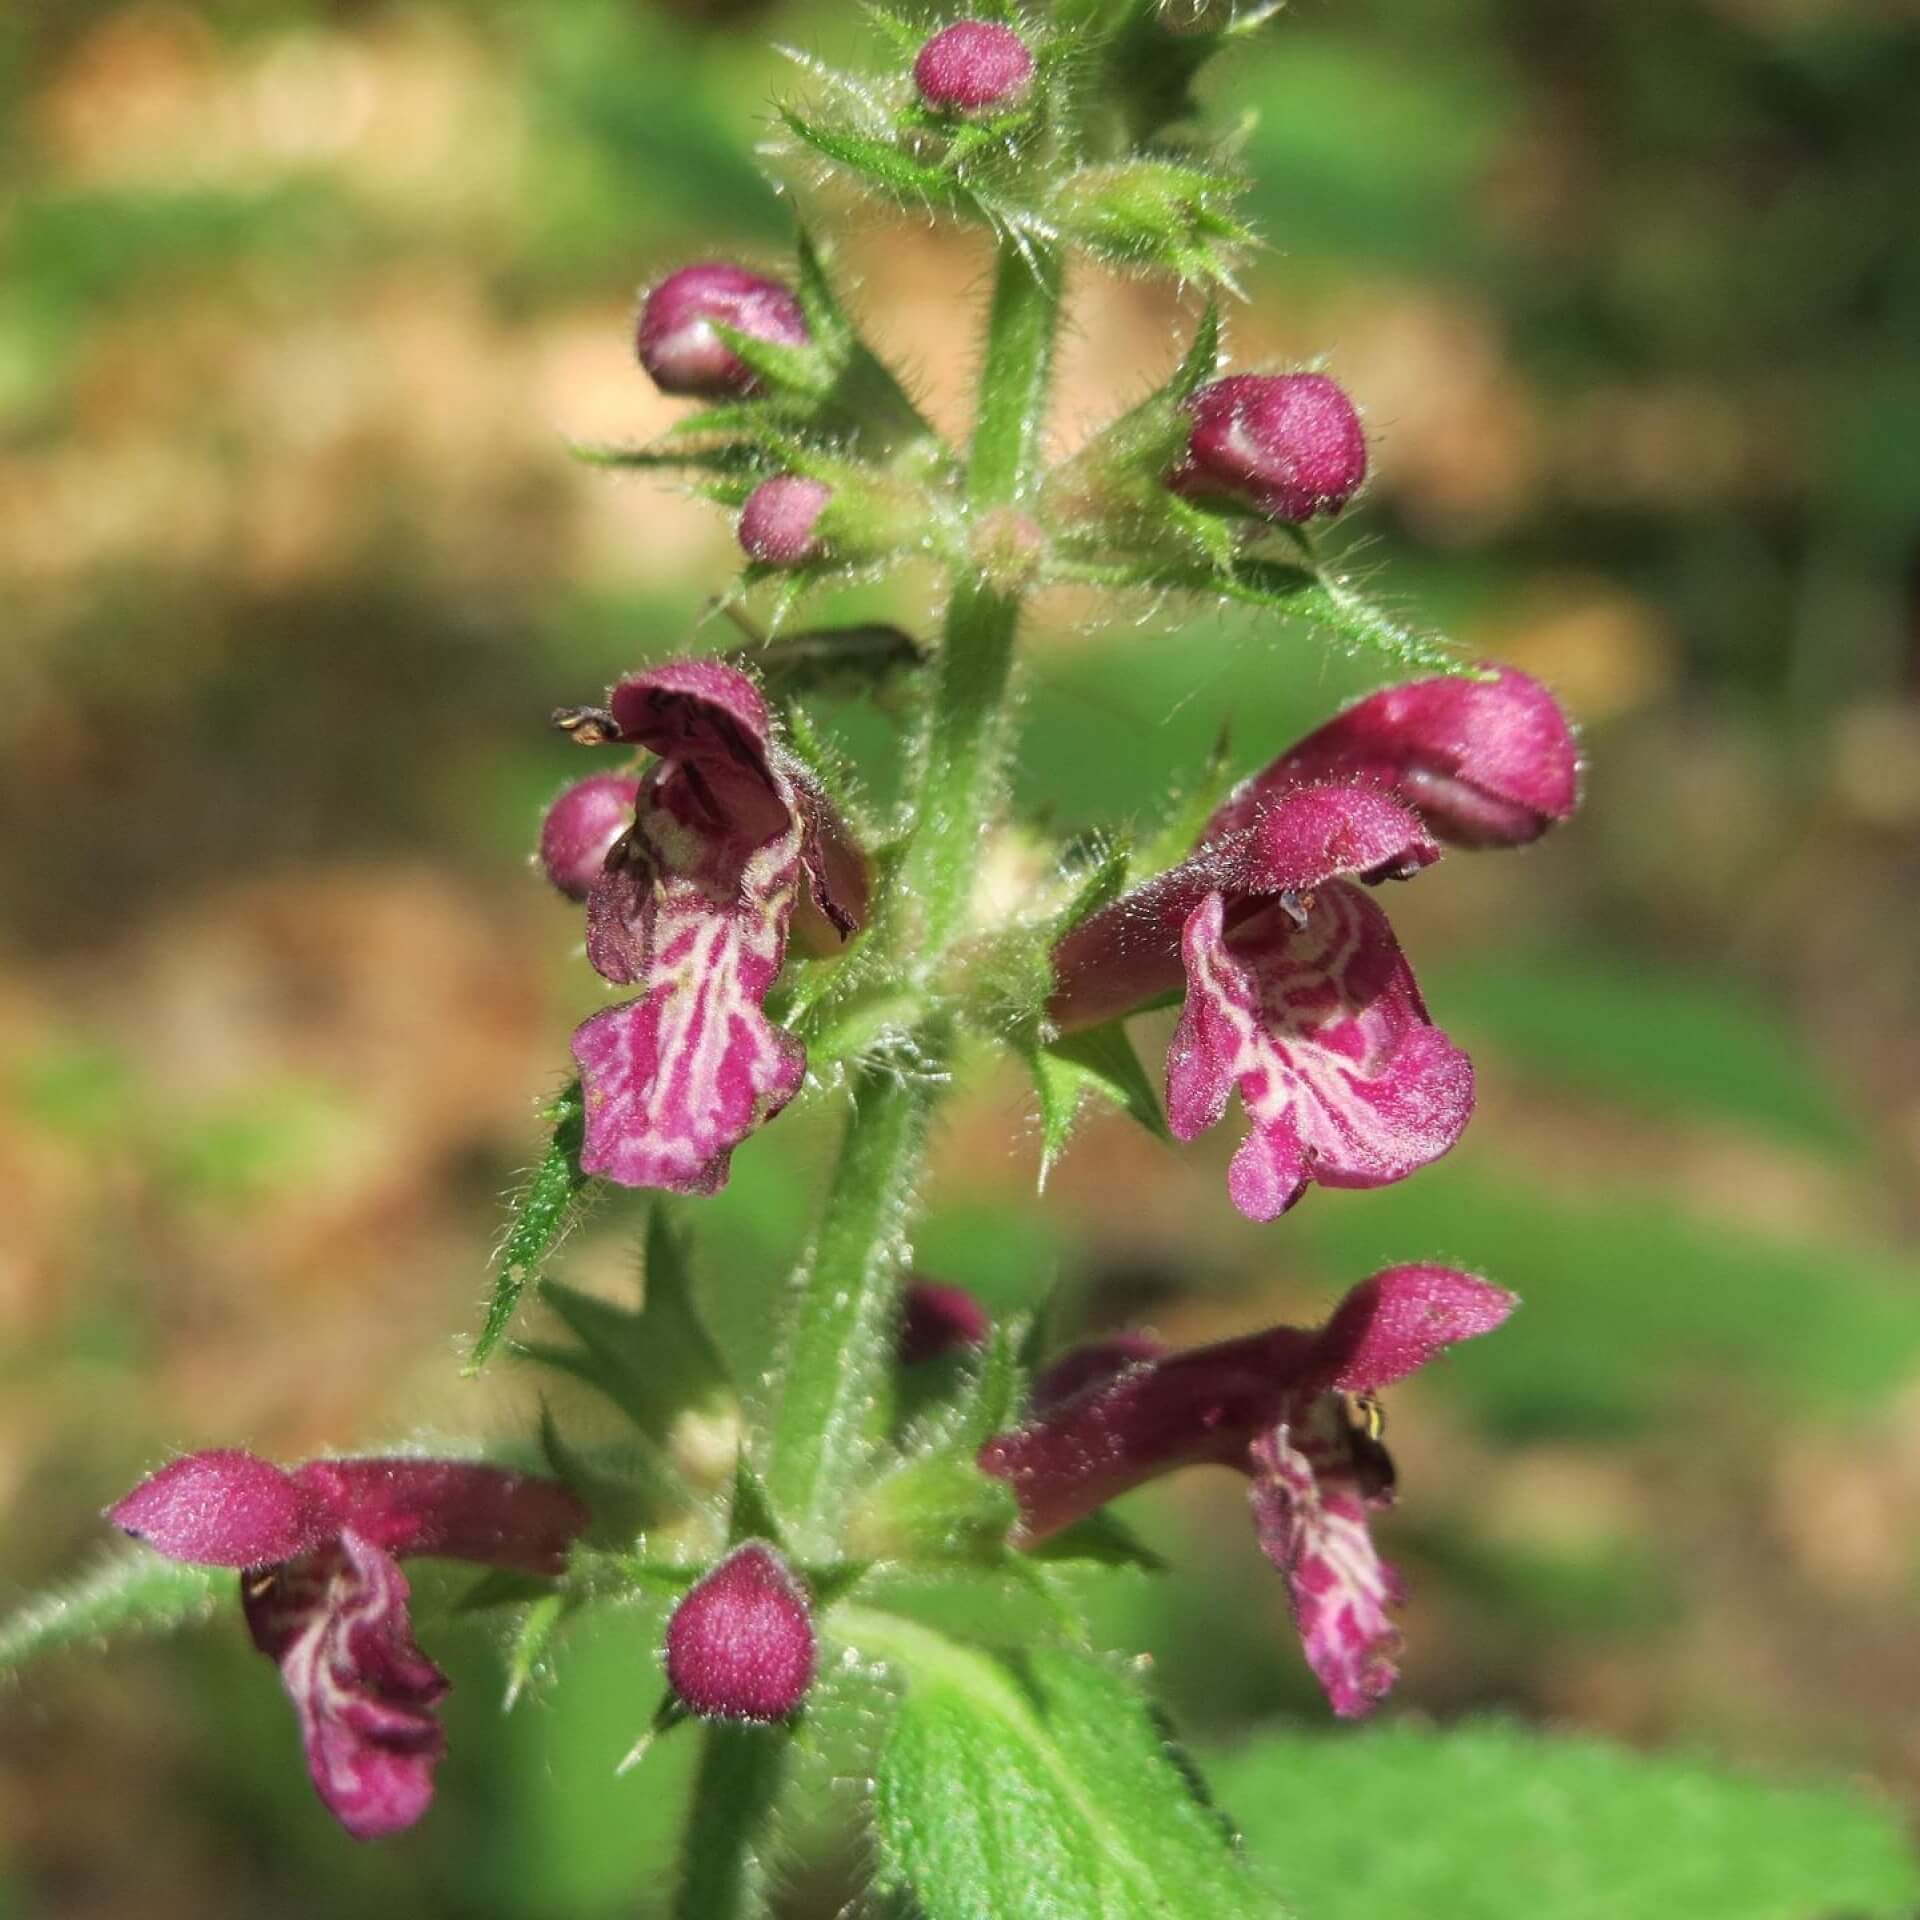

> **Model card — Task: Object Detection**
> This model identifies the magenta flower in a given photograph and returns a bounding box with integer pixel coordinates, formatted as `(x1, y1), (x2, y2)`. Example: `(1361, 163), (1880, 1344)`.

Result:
(1048, 667), (1578, 1222)
(1051, 778), (1466, 1221)
(565, 660), (866, 1194)
(109, 1451), (587, 1839)
(663, 1541), (817, 1724)
(636, 263), (810, 399)
(980, 1265), (1515, 1716)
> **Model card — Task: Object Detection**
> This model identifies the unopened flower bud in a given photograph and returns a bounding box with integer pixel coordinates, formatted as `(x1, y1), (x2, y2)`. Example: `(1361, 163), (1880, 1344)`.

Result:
(739, 475), (832, 568)
(1173, 373), (1367, 523)
(538, 773), (640, 901)
(664, 1542), (816, 1723)
(913, 20), (1035, 113)
(637, 264), (810, 399)
(900, 1281), (991, 1367)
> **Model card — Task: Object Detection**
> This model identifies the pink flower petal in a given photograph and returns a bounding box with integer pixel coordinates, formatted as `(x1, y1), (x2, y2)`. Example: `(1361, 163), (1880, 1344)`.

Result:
(899, 1282), (993, 1368)
(664, 1541), (817, 1724)
(1210, 666), (1580, 850)
(243, 1531), (449, 1840)
(980, 1323), (1317, 1542)
(1249, 1418), (1404, 1718)
(1029, 1334), (1166, 1413)
(109, 1450), (336, 1569)
(1167, 883), (1474, 1222)
(292, 1460), (587, 1571)
(1310, 1265), (1518, 1395)
(608, 660), (776, 767)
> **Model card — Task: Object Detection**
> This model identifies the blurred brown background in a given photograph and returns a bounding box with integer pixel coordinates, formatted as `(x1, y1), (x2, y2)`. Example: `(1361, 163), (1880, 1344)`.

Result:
(4, 1), (1920, 1914)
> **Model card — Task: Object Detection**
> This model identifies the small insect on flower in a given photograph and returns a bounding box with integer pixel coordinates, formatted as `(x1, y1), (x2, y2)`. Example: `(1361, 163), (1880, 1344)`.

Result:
(1338, 1391), (1397, 1502)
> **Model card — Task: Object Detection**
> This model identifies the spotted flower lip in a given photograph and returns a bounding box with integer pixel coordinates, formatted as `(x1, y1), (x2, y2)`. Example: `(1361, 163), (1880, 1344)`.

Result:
(110, 1451), (586, 1839)
(1049, 778), (1462, 1221)
(565, 660), (866, 1195)
(980, 1265), (1515, 1717)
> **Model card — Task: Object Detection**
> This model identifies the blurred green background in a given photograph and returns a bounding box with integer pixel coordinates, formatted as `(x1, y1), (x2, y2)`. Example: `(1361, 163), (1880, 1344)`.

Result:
(4, 1), (1920, 1914)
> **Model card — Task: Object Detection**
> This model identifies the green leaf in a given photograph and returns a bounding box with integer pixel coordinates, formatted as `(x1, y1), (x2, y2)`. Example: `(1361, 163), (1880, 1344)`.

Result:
(1124, 556), (1460, 675)
(468, 1081), (592, 1373)
(1425, 948), (1863, 1155)
(779, 107), (960, 203)
(791, 226), (858, 360)
(1028, 1020), (1172, 1187)
(0, 1552), (224, 1671)
(454, 1567), (560, 1613)
(519, 1205), (735, 1449)
(727, 1457), (787, 1551)
(1049, 158), (1255, 289)
(849, 1320), (1026, 1560)
(710, 321), (835, 401)
(502, 1590), (575, 1710)
(1210, 1720), (1920, 1920)
(861, 1617), (1272, 1920)
(565, 438), (765, 477)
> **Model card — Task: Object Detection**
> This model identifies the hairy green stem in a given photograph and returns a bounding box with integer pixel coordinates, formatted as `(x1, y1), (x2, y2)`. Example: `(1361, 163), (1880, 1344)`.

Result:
(765, 238), (1065, 1552)
(466, 1079), (588, 1373)
(671, 1723), (790, 1920)
(899, 237), (1064, 958)
(765, 1054), (942, 1556)
(967, 239), (1063, 504)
